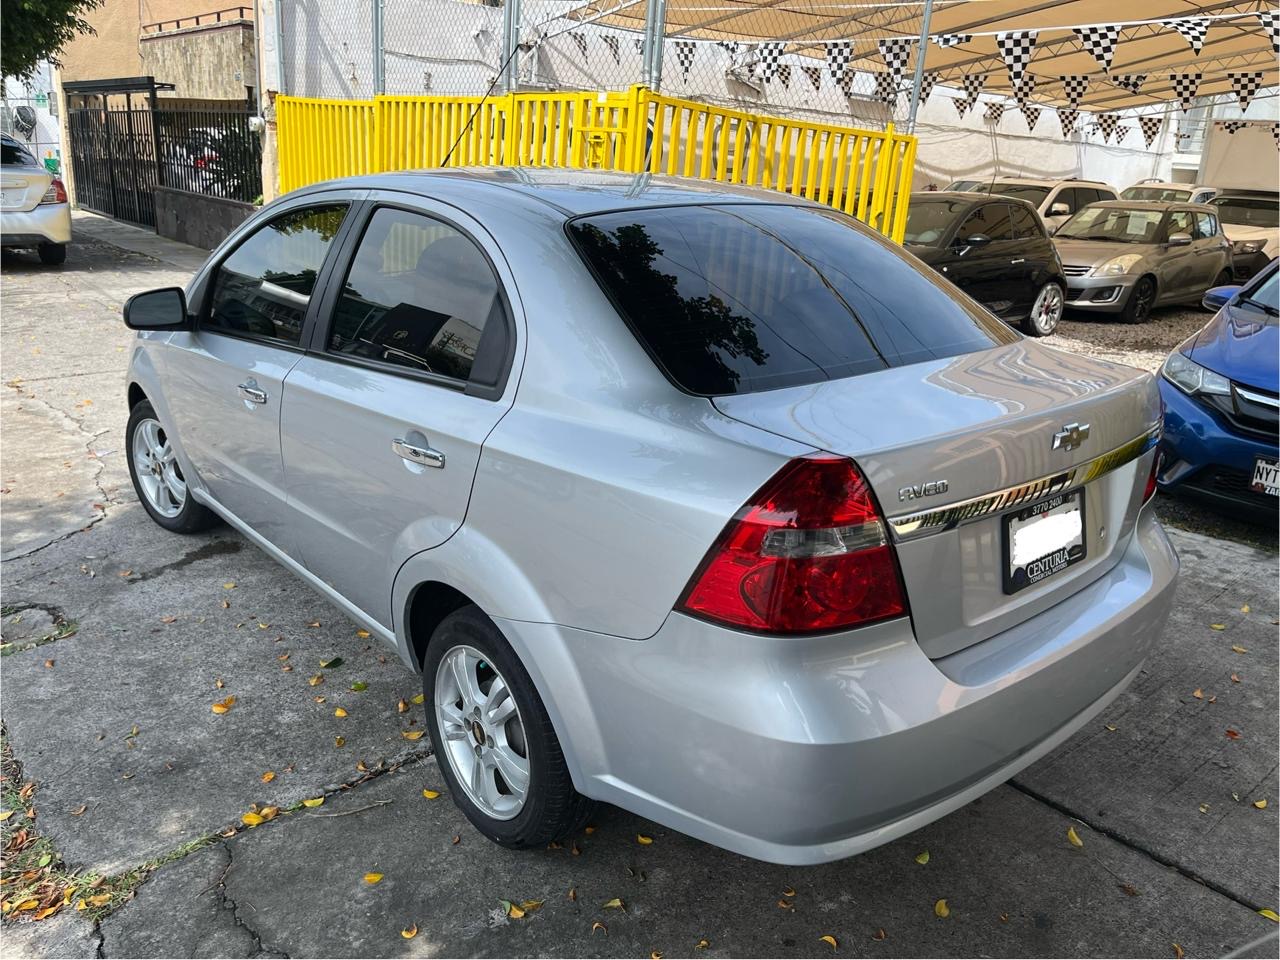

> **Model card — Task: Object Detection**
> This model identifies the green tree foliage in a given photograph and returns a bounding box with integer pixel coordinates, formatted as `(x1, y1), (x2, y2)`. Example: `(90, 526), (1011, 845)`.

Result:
(2, 0), (103, 82)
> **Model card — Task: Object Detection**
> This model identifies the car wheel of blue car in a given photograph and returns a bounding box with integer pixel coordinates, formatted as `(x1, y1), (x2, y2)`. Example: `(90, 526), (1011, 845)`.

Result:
(422, 605), (594, 848)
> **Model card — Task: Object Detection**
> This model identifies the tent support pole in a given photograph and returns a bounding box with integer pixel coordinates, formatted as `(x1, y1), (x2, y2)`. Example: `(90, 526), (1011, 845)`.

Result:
(905, 0), (934, 133)
(642, 0), (668, 92)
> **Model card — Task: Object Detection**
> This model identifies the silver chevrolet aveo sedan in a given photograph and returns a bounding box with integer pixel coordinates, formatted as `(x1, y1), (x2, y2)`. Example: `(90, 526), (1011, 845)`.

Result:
(123, 169), (1177, 865)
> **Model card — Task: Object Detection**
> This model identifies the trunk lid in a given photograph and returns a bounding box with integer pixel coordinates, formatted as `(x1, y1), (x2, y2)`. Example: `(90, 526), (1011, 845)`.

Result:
(713, 340), (1161, 658)
(0, 164), (53, 213)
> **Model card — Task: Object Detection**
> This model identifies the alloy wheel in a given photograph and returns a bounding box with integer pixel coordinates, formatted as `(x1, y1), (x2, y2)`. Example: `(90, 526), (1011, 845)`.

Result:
(1030, 283), (1064, 334)
(131, 418), (186, 518)
(434, 644), (530, 820)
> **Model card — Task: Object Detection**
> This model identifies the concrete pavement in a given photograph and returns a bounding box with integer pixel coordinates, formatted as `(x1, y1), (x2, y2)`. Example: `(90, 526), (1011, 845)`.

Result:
(1, 219), (1276, 959)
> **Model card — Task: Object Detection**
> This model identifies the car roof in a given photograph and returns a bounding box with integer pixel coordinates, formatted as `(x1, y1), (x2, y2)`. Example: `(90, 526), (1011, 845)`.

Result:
(1085, 199), (1216, 211)
(1126, 182), (1210, 190)
(910, 190), (1038, 209)
(295, 168), (819, 218)
(981, 177), (1109, 187)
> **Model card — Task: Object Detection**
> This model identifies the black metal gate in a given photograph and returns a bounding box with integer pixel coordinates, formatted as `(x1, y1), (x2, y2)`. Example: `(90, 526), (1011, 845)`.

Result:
(64, 77), (262, 229)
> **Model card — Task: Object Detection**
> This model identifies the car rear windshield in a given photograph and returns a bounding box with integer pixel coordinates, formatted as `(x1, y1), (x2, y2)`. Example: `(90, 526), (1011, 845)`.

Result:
(973, 183), (1051, 205)
(1, 140), (36, 166)
(1211, 197), (1280, 228)
(1122, 186), (1191, 202)
(568, 203), (1017, 396)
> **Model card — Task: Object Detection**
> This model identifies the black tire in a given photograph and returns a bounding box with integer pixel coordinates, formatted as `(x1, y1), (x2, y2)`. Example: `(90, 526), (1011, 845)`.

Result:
(422, 606), (593, 848)
(1022, 281), (1064, 337)
(1120, 276), (1156, 324)
(37, 243), (66, 265)
(126, 400), (218, 533)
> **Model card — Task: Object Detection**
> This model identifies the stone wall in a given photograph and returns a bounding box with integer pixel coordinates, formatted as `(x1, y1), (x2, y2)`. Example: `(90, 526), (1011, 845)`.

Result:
(154, 186), (256, 250)
(142, 22), (257, 102)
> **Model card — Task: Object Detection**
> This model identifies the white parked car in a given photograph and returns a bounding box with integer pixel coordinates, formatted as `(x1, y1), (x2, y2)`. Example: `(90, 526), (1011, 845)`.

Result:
(973, 178), (1119, 231)
(1121, 180), (1218, 205)
(0, 133), (70, 265)
(1209, 192), (1280, 280)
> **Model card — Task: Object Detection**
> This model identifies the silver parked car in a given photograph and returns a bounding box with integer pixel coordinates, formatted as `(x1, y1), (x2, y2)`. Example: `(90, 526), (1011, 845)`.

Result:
(122, 170), (1177, 865)
(1054, 201), (1234, 323)
(0, 134), (71, 265)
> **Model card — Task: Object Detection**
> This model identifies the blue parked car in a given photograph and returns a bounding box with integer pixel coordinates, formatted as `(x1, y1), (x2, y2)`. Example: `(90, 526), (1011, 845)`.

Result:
(1157, 259), (1279, 519)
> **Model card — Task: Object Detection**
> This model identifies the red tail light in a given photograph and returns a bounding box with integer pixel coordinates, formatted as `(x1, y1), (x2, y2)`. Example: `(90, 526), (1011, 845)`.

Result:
(1143, 451), (1161, 503)
(678, 455), (908, 634)
(39, 179), (67, 205)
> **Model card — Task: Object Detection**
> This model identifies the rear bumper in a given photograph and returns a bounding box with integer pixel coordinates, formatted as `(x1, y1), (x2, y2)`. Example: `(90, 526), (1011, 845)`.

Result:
(1158, 378), (1279, 518)
(498, 509), (1178, 865)
(1063, 273), (1136, 312)
(1, 204), (72, 246)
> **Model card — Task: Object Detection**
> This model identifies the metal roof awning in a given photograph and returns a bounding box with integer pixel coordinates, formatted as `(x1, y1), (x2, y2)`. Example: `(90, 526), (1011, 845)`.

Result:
(62, 76), (177, 96)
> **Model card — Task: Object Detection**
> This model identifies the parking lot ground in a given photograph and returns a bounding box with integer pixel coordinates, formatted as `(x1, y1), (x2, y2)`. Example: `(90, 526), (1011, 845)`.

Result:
(1, 217), (1277, 958)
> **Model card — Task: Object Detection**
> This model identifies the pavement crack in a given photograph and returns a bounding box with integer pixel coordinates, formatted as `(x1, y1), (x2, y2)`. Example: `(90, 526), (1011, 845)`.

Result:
(1009, 779), (1268, 913)
(218, 842), (290, 959)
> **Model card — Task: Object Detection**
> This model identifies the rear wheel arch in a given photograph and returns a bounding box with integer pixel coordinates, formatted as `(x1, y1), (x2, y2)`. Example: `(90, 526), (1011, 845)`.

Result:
(127, 382), (148, 410)
(406, 580), (475, 672)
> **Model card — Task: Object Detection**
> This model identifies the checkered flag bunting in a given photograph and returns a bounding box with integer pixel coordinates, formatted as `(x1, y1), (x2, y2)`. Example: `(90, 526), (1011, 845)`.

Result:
(634, 38), (644, 54)
(1166, 17), (1210, 55)
(776, 64), (792, 89)
(1021, 103), (1041, 132)
(756, 41), (785, 81)
(932, 34), (972, 48)
(1114, 125), (1130, 145)
(878, 37), (914, 81)
(961, 73), (987, 109)
(985, 101), (1005, 123)
(1013, 75), (1036, 106)
(674, 41), (697, 81)
(802, 65), (822, 92)
(1170, 73), (1202, 112)
(570, 32), (587, 61)
(1096, 113), (1119, 143)
(952, 95), (973, 119)
(1057, 107), (1079, 137)
(873, 72), (898, 104)
(1229, 72), (1265, 113)
(1273, 123), (1280, 150)
(1074, 25), (1121, 73)
(1111, 75), (1146, 95)
(917, 71), (939, 105)
(996, 31), (1037, 87)
(826, 41), (853, 85)
(838, 70), (857, 98)
(602, 35), (620, 65)
(1223, 120), (1247, 134)
(1138, 115), (1162, 148)
(1059, 75), (1089, 106)
(1260, 12), (1280, 54)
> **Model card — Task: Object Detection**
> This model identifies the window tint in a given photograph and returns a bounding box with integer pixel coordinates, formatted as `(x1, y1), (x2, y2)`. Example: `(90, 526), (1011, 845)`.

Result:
(1, 139), (36, 166)
(207, 205), (347, 346)
(326, 207), (505, 385)
(1053, 188), (1079, 214)
(1194, 212), (1216, 238)
(975, 183), (1051, 206)
(568, 204), (1017, 396)
(957, 203), (1013, 241)
(902, 199), (969, 245)
(1009, 203), (1043, 239)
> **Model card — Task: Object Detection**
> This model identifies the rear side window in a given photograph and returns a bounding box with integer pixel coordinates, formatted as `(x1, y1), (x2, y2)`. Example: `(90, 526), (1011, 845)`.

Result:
(957, 203), (1013, 240)
(326, 207), (507, 387)
(1166, 210), (1194, 238)
(1194, 212), (1216, 238)
(1009, 204), (1043, 239)
(207, 204), (348, 347)
(568, 204), (1017, 396)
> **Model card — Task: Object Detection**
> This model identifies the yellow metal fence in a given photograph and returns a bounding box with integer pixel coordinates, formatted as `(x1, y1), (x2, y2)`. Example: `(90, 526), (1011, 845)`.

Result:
(276, 86), (916, 242)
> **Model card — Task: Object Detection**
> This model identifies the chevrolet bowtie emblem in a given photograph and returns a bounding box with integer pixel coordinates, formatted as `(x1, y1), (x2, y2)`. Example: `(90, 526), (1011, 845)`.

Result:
(1052, 422), (1091, 452)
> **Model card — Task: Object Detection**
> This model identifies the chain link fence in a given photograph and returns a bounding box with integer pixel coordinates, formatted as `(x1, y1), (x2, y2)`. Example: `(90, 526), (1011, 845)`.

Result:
(276, 0), (910, 127)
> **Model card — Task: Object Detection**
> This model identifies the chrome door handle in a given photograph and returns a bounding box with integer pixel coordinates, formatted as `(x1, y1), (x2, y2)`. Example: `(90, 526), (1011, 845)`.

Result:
(392, 438), (445, 469)
(1010, 258), (1026, 264)
(237, 382), (267, 404)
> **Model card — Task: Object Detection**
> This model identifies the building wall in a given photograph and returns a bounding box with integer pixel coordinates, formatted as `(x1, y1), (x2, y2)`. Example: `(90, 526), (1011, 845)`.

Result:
(141, 23), (256, 101)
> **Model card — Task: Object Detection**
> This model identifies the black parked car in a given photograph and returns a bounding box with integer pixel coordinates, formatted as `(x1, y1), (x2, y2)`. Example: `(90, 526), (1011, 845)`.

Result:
(902, 192), (1067, 336)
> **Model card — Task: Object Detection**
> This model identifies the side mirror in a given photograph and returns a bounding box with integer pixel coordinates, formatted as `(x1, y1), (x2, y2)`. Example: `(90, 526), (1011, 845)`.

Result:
(1049, 202), (1070, 217)
(1166, 232), (1193, 247)
(123, 287), (190, 330)
(958, 233), (992, 252)
(1201, 284), (1241, 311)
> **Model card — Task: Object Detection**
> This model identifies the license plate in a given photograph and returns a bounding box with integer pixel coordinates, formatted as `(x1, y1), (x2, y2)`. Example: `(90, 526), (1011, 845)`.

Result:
(0, 187), (25, 209)
(1002, 491), (1086, 595)
(1252, 457), (1279, 497)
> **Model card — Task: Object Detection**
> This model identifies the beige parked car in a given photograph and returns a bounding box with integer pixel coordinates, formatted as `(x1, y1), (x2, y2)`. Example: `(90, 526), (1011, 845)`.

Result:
(973, 177), (1119, 231)
(0, 134), (70, 265)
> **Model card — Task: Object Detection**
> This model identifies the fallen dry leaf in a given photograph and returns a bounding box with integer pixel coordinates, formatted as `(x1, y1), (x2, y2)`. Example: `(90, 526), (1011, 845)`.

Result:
(934, 899), (950, 918)
(1231, 674), (1241, 683)
(356, 760), (369, 773)
(364, 873), (383, 885)
(1198, 803), (1210, 814)
(1104, 723), (1118, 732)
(1254, 799), (1268, 809)
(259, 806), (280, 820)
(695, 939), (709, 949)
(319, 657), (343, 669)
(915, 851), (930, 865)
(242, 812), (264, 826)
(1066, 826), (1083, 847)
(401, 924), (418, 939)
(1210, 623), (1225, 631)
(568, 887), (577, 902)
(303, 797), (324, 808)
(211, 696), (236, 714)
(223, 582), (236, 589)
(1226, 728), (1242, 740)
(307, 620), (321, 628)
(999, 912), (1009, 923)
(777, 899), (794, 910)
(261, 771), (275, 783)
(334, 737), (346, 748)
(215, 678), (225, 689)
(70, 805), (87, 817)
(412, 693), (425, 705)
(334, 708), (348, 718)
(422, 789), (440, 800)
(603, 897), (625, 910)
(44, 659), (54, 668)
(1208, 695), (1217, 704)
(820, 935), (838, 949)
(0, 811), (12, 822)
(221, 599), (230, 609)
(1259, 909), (1279, 922)
(1192, 688), (1203, 699)
(872, 928), (887, 941)
(397, 699), (409, 714)
(451, 835), (460, 845)
(637, 834), (653, 845)
(356, 629), (371, 639)
(1173, 943), (1184, 959)
(401, 731), (425, 741)
(584, 825), (596, 834)
(1241, 604), (1250, 613)
(308, 675), (324, 686)
(782, 888), (796, 897)
(592, 921), (608, 936)
(160, 615), (177, 624)
(1232, 645), (1247, 654)
(651, 953), (663, 960)
(1118, 883), (1140, 897)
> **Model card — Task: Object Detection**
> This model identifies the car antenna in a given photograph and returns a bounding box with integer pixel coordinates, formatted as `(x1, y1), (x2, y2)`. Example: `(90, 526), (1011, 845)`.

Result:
(439, 43), (525, 169)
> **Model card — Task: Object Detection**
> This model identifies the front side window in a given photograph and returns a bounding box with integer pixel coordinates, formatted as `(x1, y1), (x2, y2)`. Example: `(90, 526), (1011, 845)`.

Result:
(207, 204), (348, 346)
(569, 203), (1017, 396)
(957, 203), (1013, 241)
(902, 199), (968, 246)
(326, 207), (505, 385)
